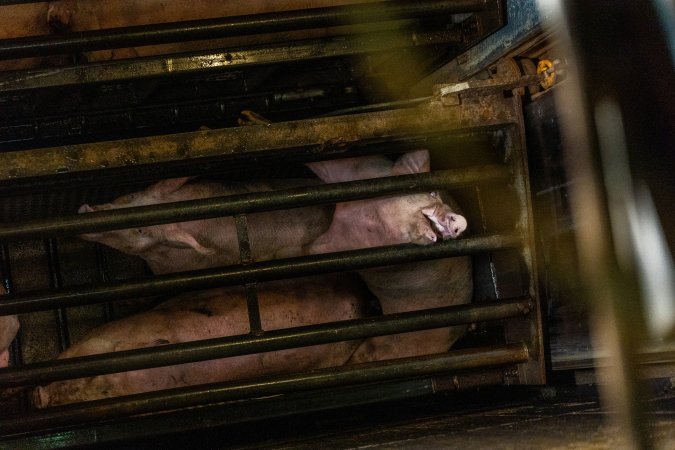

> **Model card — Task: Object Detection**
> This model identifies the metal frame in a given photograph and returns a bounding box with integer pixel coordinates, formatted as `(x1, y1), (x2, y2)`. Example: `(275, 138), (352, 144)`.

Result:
(0, 0), (485, 60)
(0, 83), (544, 444)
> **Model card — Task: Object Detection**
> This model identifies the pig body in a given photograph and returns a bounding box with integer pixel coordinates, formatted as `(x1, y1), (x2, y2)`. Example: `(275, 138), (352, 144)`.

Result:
(305, 151), (473, 361)
(0, 285), (20, 368)
(79, 177), (333, 274)
(34, 274), (370, 407)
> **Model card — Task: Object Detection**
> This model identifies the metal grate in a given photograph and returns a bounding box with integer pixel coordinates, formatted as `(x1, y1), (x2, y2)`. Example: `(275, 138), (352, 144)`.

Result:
(0, 2), (531, 445)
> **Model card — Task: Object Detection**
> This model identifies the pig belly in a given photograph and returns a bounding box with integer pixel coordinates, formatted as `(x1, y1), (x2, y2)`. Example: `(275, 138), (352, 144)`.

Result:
(34, 274), (368, 407)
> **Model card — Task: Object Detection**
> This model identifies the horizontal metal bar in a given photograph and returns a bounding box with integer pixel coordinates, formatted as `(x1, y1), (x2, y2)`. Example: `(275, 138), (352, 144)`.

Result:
(1, 343), (529, 435)
(0, 297), (531, 387)
(0, 95), (517, 182)
(0, 165), (511, 240)
(0, 27), (462, 92)
(0, 0), (43, 4)
(1, 377), (439, 448)
(0, 233), (523, 316)
(0, 1), (485, 60)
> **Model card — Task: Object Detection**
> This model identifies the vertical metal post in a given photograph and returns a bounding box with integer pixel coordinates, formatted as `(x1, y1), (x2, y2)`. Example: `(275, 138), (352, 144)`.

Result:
(505, 95), (546, 384)
(235, 214), (262, 334)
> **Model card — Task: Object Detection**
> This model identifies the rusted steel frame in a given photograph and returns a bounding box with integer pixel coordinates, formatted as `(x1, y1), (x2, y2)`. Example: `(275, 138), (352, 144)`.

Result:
(0, 94), (515, 182)
(435, 75), (543, 98)
(499, 97), (546, 385)
(0, 165), (511, 241)
(0, 27), (463, 92)
(1, 343), (529, 435)
(0, 297), (532, 388)
(235, 213), (263, 334)
(0, 0), (485, 60)
(0, 233), (524, 316)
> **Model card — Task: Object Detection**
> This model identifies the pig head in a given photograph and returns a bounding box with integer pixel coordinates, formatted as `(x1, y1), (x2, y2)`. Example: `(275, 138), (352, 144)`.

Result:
(305, 150), (473, 361)
(78, 177), (333, 274)
(305, 151), (467, 254)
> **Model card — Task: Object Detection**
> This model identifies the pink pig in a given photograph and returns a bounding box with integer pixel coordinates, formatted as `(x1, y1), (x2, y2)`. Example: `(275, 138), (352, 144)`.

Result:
(304, 150), (473, 361)
(33, 274), (369, 407)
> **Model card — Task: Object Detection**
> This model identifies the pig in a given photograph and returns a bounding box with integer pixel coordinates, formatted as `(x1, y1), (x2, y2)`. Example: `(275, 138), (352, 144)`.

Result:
(304, 150), (473, 361)
(34, 274), (370, 407)
(78, 177), (334, 274)
(0, 285), (20, 369)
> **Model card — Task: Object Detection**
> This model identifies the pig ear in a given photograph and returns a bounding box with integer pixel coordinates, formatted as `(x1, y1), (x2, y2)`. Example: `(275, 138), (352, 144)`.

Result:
(305, 160), (341, 183)
(392, 150), (430, 175)
(148, 177), (192, 198)
(164, 226), (215, 255)
(78, 204), (94, 213)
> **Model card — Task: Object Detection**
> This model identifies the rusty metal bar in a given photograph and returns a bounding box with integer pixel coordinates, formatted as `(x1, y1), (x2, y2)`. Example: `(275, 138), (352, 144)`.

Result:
(0, 233), (523, 316)
(0, 97), (515, 181)
(0, 27), (463, 92)
(500, 99), (545, 384)
(0, 297), (532, 388)
(1, 343), (529, 435)
(235, 213), (263, 334)
(0, 1), (485, 60)
(0, 165), (512, 240)
(0, 378), (438, 448)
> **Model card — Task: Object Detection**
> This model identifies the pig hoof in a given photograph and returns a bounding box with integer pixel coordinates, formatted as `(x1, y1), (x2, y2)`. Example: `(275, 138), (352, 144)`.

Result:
(32, 386), (49, 408)
(0, 349), (8, 368)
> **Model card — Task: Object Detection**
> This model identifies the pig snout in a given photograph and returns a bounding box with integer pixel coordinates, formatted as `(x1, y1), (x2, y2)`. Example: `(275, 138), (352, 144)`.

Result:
(422, 206), (467, 240)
